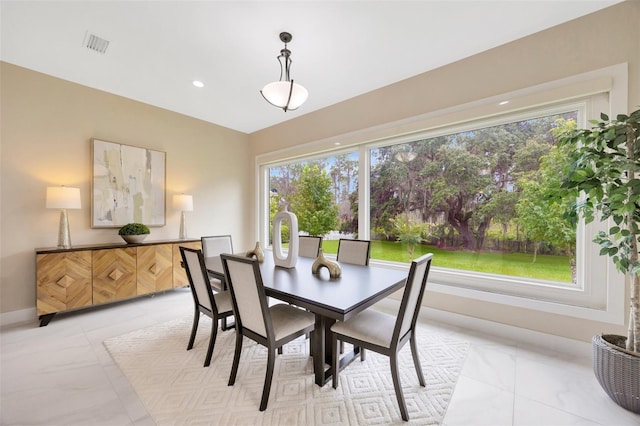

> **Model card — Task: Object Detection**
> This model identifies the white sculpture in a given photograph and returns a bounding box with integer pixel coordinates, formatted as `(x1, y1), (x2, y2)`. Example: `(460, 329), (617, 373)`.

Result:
(272, 207), (299, 268)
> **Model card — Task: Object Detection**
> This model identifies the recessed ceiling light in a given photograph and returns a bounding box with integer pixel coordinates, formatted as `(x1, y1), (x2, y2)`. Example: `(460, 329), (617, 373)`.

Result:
(192, 80), (204, 88)
(334, 142), (341, 146)
(499, 100), (509, 105)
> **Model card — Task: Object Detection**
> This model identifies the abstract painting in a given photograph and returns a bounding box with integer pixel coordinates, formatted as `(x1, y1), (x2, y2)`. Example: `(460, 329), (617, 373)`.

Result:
(92, 139), (166, 228)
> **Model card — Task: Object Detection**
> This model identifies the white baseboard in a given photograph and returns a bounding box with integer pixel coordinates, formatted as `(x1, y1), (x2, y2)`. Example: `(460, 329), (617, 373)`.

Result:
(0, 307), (36, 327)
(375, 298), (592, 358)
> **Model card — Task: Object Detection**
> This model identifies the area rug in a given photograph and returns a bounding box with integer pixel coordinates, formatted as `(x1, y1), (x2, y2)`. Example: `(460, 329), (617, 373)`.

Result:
(104, 315), (468, 425)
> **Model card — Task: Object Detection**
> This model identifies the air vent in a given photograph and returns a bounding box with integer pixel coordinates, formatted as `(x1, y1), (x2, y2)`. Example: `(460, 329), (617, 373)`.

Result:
(84, 33), (109, 54)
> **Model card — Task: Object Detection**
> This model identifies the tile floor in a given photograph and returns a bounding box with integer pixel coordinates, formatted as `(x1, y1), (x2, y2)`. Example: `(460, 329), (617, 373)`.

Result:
(1, 289), (639, 426)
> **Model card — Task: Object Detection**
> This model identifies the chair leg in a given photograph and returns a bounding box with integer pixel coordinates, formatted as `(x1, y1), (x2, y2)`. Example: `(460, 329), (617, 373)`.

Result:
(332, 333), (340, 389)
(259, 348), (276, 411)
(228, 333), (243, 386)
(360, 348), (366, 362)
(204, 317), (218, 367)
(339, 340), (344, 354)
(277, 346), (283, 355)
(410, 332), (425, 386)
(187, 308), (200, 350)
(390, 352), (409, 421)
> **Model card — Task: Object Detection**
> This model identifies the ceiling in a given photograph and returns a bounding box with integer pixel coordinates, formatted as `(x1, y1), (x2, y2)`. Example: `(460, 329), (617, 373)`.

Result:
(0, 1), (623, 134)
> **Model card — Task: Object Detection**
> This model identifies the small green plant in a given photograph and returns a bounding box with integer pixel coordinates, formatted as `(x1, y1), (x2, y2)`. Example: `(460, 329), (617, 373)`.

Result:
(390, 214), (430, 260)
(118, 223), (150, 236)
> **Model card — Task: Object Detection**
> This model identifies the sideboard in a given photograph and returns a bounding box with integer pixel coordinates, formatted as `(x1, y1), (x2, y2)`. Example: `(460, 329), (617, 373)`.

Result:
(35, 239), (201, 326)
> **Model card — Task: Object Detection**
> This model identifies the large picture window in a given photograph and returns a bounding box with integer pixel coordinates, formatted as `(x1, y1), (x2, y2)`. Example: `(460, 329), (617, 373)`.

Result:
(369, 111), (578, 285)
(257, 72), (626, 324)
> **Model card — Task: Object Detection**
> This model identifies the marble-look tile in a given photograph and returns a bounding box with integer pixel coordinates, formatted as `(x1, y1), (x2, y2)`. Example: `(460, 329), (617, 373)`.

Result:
(513, 396), (603, 426)
(460, 344), (516, 391)
(515, 356), (640, 426)
(442, 376), (514, 426)
(102, 362), (153, 423)
(1, 361), (134, 425)
(3, 289), (638, 426)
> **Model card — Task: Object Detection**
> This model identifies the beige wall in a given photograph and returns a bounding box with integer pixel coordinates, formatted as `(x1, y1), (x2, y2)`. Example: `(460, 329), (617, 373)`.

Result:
(0, 62), (252, 315)
(248, 1), (639, 342)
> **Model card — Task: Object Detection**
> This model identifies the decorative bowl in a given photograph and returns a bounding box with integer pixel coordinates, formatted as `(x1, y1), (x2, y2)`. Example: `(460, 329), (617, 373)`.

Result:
(121, 234), (148, 244)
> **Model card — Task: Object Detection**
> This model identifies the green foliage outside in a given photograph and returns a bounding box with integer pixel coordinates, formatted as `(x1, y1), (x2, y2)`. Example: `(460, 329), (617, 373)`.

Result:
(270, 111), (582, 284)
(319, 239), (572, 282)
(515, 119), (577, 266)
(289, 164), (339, 235)
(389, 213), (431, 260)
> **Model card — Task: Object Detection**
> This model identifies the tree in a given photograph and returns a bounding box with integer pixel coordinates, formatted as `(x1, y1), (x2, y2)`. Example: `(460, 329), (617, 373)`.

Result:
(289, 164), (338, 236)
(421, 144), (492, 250)
(516, 121), (577, 273)
(390, 213), (430, 260)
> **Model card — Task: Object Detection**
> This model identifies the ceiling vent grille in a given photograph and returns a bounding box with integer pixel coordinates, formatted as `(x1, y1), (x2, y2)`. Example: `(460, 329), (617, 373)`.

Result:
(84, 33), (109, 54)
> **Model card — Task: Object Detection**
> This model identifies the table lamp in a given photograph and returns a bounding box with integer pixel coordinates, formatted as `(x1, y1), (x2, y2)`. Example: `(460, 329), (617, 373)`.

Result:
(173, 194), (193, 239)
(46, 186), (81, 249)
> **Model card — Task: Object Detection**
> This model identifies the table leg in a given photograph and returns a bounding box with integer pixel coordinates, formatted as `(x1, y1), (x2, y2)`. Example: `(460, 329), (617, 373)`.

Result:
(311, 314), (362, 386)
(313, 314), (327, 386)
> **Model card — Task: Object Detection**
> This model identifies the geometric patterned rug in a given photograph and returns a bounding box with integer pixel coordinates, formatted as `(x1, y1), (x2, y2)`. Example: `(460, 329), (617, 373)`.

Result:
(104, 315), (468, 425)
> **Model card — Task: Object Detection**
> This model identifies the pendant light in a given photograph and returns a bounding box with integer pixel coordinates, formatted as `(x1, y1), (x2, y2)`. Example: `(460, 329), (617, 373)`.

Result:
(260, 32), (308, 112)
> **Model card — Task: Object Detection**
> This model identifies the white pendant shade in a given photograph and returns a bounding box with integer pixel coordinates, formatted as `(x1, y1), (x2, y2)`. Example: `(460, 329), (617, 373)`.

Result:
(261, 81), (309, 111)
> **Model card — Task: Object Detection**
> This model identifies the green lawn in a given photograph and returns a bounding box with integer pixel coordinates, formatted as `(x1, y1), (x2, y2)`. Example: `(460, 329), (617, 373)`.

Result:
(320, 239), (572, 283)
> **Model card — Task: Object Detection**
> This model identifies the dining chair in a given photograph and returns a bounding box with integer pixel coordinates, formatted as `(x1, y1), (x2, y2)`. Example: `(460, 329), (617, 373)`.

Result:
(336, 238), (371, 354)
(298, 235), (322, 258)
(201, 235), (233, 291)
(336, 238), (371, 265)
(221, 253), (316, 412)
(330, 253), (433, 422)
(180, 247), (234, 367)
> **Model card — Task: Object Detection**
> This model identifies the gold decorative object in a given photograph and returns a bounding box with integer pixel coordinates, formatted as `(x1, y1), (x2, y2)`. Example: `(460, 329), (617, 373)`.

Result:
(246, 241), (265, 263)
(312, 248), (341, 279)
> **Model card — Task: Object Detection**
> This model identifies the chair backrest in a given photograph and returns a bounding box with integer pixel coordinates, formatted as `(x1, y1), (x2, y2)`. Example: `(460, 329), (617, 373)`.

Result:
(298, 235), (322, 258)
(393, 253), (433, 342)
(201, 235), (233, 258)
(180, 247), (218, 314)
(220, 254), (272, 340)
(336, 239), (371, 265)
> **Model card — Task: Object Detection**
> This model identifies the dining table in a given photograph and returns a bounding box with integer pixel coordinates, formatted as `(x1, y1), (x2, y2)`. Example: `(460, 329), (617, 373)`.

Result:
(205, 252), (408, 386)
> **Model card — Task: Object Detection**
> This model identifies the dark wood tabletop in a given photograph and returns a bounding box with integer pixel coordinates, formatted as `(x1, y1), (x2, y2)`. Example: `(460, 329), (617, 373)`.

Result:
(206, 252), (408, 385)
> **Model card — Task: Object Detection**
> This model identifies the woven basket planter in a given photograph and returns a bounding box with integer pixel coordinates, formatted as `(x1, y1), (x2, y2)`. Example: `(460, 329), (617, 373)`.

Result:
(592, 334), (640, 413)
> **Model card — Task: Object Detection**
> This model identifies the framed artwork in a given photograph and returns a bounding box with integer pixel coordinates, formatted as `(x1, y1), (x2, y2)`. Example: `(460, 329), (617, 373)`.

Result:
(92, 139), (166, 228)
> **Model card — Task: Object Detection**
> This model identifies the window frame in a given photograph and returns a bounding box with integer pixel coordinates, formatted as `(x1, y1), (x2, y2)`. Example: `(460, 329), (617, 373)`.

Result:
(256, 64), (628, 325)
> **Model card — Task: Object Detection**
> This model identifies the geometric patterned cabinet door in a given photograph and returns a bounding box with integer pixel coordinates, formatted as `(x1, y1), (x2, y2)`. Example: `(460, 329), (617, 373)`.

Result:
(172, 241), (202, 288)
(36, 251), (92, 316)
(137, 244), (173, 295)
(92, 248), (136, 304)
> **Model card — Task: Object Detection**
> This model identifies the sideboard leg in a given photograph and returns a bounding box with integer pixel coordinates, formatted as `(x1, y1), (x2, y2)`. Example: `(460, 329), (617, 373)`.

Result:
(39, 313), (55, 327)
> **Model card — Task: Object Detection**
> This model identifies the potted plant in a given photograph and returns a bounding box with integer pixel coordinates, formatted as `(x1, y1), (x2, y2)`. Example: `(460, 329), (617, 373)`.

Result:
(557, 108), (639, 413)
(118, 223), (150, 244)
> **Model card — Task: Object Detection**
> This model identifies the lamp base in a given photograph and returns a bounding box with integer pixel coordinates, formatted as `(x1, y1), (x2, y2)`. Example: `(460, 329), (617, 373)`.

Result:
(58, 209), (72, 249)
(179, 211), (188, 240)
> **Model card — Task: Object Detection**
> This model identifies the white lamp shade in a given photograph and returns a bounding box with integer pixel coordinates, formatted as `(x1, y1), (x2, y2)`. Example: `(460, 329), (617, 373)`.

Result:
(261, 81), (309, 110)
(173, 194), (193, 212)
(46, 187), (81, 209)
